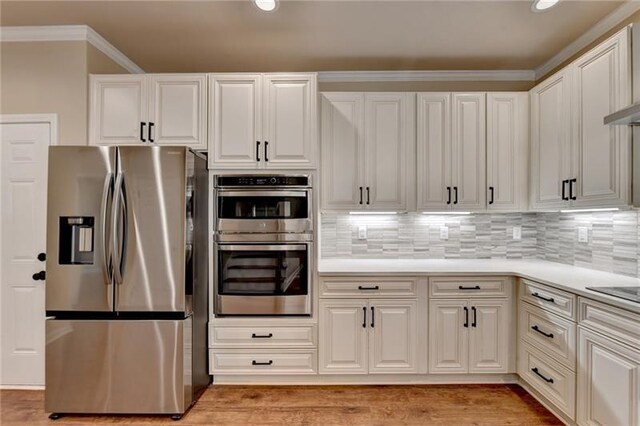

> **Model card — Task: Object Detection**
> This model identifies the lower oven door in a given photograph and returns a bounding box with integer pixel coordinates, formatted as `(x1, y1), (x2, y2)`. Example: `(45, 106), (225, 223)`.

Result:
(215, 243), (312, 316)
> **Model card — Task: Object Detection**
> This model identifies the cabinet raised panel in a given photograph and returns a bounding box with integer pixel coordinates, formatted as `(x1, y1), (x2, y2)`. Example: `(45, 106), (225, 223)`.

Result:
(369, 300), (418, 374)
(319, 300), (368, 374)
(429, 300), (468, 373)
(469, 300), (509, 373)
(90, 75), (147, 146)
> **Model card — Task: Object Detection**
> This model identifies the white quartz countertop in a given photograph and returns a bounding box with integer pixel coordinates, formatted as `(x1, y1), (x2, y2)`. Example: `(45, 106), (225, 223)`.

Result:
(318, 259), (640, 314)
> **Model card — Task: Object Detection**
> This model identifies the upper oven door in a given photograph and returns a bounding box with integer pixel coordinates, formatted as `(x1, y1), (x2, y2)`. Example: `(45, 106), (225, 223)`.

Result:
(216, 189), (312, 234)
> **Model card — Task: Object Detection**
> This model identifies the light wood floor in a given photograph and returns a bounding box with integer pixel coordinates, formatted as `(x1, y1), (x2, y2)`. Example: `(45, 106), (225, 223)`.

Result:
(1, 384), (562, 425)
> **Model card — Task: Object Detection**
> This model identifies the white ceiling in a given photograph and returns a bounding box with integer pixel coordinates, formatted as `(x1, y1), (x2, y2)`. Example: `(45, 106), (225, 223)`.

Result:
(0, 0), (629, 74)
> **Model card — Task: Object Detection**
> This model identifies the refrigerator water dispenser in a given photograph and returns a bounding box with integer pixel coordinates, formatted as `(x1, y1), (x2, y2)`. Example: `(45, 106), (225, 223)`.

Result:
(58, 217), (94, 265)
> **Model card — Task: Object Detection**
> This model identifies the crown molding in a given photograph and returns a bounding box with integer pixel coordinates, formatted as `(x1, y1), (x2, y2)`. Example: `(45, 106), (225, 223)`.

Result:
(0, 25), (144, 74)
(535, 1), (640, 80)
(317, 70), (536, 83)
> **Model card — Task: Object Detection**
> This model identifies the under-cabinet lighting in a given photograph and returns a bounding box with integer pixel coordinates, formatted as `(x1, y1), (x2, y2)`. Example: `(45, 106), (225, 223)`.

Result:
(560, 208), (620, 213)
(531, 0), (559, 12)
(349, 211), (399, 215)
(421, 212), (472, 215)
(254, 0), (277, 12)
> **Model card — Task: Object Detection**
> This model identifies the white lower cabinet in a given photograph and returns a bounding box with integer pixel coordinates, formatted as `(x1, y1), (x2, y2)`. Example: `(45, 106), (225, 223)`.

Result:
(429, 299), (510, 374)
(319, 299), (418, 374)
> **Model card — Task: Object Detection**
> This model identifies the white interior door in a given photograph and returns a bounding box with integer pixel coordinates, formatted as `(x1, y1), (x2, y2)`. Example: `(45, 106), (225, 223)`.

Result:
(0, 117), (53, 386)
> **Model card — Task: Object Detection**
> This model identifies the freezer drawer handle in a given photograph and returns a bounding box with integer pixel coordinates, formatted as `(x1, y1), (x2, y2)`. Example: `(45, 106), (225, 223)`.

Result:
(531, 367), (554, 383)
(251, 333), (273, 339)
(252, 360), (273, 366)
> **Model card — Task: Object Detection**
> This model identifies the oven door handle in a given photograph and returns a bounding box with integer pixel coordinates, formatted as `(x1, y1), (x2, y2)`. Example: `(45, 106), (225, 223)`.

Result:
(216, 190), (308, 198)
(217, 244), (308, 251)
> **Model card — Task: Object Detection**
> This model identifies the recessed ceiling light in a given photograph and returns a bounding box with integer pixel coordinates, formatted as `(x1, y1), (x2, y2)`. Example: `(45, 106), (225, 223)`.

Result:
(531, 0), (559, 12)
(254, 0), (277, 12)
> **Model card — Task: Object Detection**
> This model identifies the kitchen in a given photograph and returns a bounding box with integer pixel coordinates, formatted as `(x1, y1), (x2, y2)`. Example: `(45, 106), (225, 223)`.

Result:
(1, 1), (640, 425)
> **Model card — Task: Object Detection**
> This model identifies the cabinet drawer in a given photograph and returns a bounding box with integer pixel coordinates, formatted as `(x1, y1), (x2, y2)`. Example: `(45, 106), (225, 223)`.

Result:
(519, 301), (576, 370)
(209, 349), (317, 375)
(579, 297), (640, 348)
(319, 277), (417, 298)
(429, 276), (510, 298)
(520, 279), (576, 320)
(519, 342), (576, 420)
(209, 325), (316, 348)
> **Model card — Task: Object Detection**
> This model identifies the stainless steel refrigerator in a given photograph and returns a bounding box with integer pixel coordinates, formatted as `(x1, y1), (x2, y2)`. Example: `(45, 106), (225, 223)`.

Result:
(44, 146), (209, 419)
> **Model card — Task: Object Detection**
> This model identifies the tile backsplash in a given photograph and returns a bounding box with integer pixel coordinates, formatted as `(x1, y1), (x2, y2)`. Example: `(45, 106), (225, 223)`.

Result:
(320, 210), (640, 277)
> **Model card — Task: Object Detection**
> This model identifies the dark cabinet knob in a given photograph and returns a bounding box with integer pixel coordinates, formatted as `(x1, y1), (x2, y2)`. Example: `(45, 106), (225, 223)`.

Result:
(32, 271), (46, 281)
(37, 253), (46, 262)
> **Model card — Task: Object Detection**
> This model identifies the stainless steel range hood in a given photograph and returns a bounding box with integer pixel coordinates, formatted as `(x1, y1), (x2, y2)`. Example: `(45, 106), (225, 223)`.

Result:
(605, 23), (640, 125)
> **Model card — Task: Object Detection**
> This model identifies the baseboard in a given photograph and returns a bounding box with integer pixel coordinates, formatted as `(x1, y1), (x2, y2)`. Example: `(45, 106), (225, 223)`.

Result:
(212, 373), (519, 385)
(0, 385), (45, 390)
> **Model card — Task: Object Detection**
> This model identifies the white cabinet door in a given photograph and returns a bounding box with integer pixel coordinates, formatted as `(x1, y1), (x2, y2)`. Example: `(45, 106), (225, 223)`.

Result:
(369, 300), (418, 374)
(451, 93), (486, 210)
(89, 75), (147, 146)
(469, 300), (509, 373)
(417, 93), (452, 211)
(319, 300), (368, 374)
(148, 75), (207, 149)
(571, 27), (631, 208)
(429, 300), (468, 374)
(263, 74), (316, 168)
(530, 69), (572, 210)
(486, 93), (529, 211)
(577, 328), (640, 426)
(209, 74), (262, 169)
(321, 93), (365, 211)
(364, 93), (411, 211)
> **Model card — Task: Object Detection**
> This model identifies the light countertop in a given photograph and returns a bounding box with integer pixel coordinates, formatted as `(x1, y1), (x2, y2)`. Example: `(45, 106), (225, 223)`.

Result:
(318, 259), (640, 314)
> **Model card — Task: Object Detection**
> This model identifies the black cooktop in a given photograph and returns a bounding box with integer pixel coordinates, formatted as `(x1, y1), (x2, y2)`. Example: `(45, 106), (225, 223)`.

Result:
(586, 286), (640, 304)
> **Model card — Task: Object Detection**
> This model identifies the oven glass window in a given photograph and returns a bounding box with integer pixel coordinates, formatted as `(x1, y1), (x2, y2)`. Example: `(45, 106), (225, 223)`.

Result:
(218, 248), (308, 296)
(218, 195), (308, 220)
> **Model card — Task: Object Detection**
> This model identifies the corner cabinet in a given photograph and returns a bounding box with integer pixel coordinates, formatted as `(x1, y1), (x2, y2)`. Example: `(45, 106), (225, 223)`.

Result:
(531, 26), (631, 210)
(208, 73), (317, 170)
(320, 92), (415, 212)
(89, 74), (207, 149)
(417, 93), (486, 211)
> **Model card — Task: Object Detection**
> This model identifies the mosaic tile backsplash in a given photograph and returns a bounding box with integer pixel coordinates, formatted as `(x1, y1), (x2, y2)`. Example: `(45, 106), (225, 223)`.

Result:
(320, 210), (640, 277)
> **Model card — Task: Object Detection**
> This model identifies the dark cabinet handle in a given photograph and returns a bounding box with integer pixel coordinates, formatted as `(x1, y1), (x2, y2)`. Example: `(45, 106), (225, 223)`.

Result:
(140, 122), (146, 142)
(359, 187), (363, 205)
(366, 187), (370, 205)
(32, 271), (46, 281)
(251, 333), (273, 339)
(358, 285), (379, 291)
(463, 306), (469, 328)
(531, 292), (555, 303)
(37, 253), (46, 262)
(453, 187), (458, 204)
(370, 306), (375, 328)
(531, 325), (554, 339)
(531, 367), (554, 383)
(148, 122), (154, 143)
(446, 187), (451, 205)
(570, 178), (577, 200)
(256, 141), (261, 161)
(252, 360), (273, 366)
(489, 186), (494, 205)
(561, 180), (568, 201)
(471, 306), (477, 328)
(362, 306), (367, 328)
(459, 285), (481, 290)
(264, 141), (269, 162)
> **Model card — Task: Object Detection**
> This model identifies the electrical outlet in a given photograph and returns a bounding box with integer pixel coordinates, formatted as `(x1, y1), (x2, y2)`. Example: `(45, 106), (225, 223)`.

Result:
(358, 226), (367, 240)
(578, 227), (589, 243)
(512, 226), (522, 241)
(440, 226), (449, 240)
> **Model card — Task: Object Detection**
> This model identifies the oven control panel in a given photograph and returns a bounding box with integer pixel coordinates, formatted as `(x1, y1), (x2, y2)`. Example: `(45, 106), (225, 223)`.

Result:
(216, 175), (310, 187)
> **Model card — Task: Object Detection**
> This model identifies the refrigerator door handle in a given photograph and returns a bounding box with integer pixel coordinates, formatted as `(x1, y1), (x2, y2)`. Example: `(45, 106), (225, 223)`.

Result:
(111, 173), (127, 285)
(100, 172), (114, 285)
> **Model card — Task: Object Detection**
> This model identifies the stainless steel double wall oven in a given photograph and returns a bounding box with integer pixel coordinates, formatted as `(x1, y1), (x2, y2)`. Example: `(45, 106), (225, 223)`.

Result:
(214, 175), (313, 316)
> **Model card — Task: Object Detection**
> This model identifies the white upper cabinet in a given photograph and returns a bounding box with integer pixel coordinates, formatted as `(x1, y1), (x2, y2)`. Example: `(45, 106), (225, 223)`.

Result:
(209, 73), (317, 170)
(486, 93), (529, 211)
(321, 92), (413, 212)
(90, 74), (206, 149)
(531, 26), (631, 210)
(417, 93), (486, 211)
